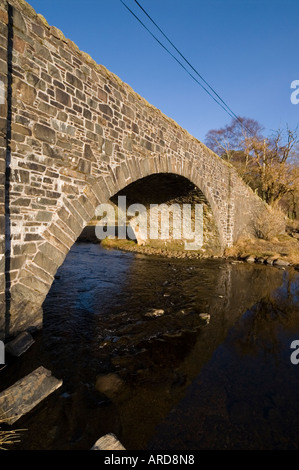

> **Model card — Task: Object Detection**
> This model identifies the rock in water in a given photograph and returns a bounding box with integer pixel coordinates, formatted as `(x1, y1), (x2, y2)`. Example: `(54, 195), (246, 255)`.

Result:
(143, 308), (165, 318)
(5, 331), (35, 357)
(273, 258), (290, 267)
(245, 255), (256, 263)
(95, 373), (124, 397)
(91, 433), (125, 450)
(199, 313), (210, 324)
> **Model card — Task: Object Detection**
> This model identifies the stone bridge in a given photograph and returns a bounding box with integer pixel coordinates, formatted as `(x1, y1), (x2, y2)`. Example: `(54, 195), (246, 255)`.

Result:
(0, 0), (269, 339)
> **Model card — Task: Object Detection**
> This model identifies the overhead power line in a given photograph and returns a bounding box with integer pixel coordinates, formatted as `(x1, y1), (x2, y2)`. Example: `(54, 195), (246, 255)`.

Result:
(120, 0), (236, 122)
(120, 0), (253, 136)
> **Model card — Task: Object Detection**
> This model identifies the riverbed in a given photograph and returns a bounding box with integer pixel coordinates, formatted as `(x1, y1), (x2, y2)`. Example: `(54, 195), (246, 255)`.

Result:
(1, 243), (299, 450)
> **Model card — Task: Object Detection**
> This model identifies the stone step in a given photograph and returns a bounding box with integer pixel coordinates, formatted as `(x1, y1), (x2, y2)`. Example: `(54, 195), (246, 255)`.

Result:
(0, 366), (62, 425)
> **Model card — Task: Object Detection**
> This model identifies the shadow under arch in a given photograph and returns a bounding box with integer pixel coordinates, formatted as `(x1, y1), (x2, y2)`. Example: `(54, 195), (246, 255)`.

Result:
(7, 154), (229, 337)
(90, 155), (227, 249)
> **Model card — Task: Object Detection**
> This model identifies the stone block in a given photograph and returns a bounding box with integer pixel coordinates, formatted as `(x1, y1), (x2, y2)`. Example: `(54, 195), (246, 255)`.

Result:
(13, 79), (36, 105)
(33, 123), (56, 144)
(91, 434), (125, 451)
(77, 158), (91, 174)
(56, 88), (71, 107)
(0, 366), (62, 424)
(66, 71), (83, 90)
(48, 223), (74, 248)
(38, 241), (65, 266)
(121, 104), (134, 120)
(98, 88), (107, 103)
(5, 331), (34, 357)
(33, 251), (58, 276)
(35, 43), (52, 61)
(13, 9), (27, 34)
(99, 104), (113, 117)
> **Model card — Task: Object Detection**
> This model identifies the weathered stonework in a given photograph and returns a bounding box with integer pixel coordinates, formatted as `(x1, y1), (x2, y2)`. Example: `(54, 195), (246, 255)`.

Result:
(0, 0), (272, 339)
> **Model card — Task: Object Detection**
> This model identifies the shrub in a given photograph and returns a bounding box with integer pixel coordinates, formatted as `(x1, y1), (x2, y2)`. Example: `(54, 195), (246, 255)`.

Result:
(253, 208), (286, 241)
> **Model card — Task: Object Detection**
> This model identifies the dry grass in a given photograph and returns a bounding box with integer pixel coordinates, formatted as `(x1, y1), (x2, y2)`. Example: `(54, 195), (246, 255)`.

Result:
(253, 208), (286, 241)
(225, 234), (299, 265)
(101, 237), (136, 250)
(0, 419), (22, 450)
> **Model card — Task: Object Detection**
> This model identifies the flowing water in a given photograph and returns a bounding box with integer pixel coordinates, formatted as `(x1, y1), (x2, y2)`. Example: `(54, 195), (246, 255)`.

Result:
(1, 243), (299, 450)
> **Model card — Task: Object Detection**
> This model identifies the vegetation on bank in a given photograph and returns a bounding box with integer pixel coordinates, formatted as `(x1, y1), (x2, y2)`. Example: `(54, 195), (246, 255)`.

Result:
(205, 117), (299, 217)
(100, 231), (299, 266)
(224, 234), (299, 265)
(98, 116), (299, 265)
(100, 237), (218, 259)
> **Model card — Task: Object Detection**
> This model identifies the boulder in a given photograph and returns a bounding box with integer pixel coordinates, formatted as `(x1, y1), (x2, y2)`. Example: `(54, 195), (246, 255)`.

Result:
(245, 255), (256, 263)
(273, 259), (290, 267)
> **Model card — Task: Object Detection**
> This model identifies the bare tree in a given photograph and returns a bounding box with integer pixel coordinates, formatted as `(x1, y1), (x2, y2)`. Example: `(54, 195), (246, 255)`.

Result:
(205, 118), (299, 209)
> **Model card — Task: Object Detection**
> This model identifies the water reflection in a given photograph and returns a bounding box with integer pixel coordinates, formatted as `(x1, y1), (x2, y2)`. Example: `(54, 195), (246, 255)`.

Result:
(2, 244), (299, 450)
(148, 270), (299, 450)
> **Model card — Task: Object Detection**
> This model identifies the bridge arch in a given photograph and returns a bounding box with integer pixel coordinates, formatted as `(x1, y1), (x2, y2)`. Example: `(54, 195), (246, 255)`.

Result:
(0, 0), (271, 338)
(9, 157), (227, 335)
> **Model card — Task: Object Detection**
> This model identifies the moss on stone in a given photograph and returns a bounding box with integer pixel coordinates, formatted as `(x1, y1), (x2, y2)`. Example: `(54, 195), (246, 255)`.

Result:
(36, 13), (49, 29)
(16, 0), (36, 18)
(50, 25), (66, 42)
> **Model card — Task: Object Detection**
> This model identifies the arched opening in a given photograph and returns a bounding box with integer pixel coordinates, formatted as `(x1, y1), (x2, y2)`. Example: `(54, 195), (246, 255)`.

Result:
(82, 173), (222, 257)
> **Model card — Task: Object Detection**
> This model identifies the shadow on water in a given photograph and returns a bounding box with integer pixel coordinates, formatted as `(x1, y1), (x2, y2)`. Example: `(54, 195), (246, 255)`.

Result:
(1, 243), (299, 450)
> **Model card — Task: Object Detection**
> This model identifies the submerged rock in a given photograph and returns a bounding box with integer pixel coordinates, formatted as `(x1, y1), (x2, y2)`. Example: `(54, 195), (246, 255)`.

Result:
(95, 373), (124, 397)
(143, 308), (165, 318)
(199, 313), (210, 324)
(177, 308), (195, 316)
(91, 433), (125, 450)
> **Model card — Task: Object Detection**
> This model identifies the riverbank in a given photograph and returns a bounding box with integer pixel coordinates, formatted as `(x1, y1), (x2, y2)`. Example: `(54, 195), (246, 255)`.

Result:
(77, 225), (299, 267)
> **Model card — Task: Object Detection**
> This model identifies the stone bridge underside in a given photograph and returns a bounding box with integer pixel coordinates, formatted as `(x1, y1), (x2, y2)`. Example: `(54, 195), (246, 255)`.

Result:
(0, 0), (270, 339)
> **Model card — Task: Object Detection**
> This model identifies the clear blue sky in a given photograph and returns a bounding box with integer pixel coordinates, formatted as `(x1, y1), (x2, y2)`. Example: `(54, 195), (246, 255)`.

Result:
(28, 0), (299, 142)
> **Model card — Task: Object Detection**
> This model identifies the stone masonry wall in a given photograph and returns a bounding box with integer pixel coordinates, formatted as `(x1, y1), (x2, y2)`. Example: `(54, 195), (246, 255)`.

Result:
(0, 0), (271, 338)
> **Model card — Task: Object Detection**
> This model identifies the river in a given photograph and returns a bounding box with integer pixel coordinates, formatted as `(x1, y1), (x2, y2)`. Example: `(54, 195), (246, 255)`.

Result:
(2, 242), (299, 450)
